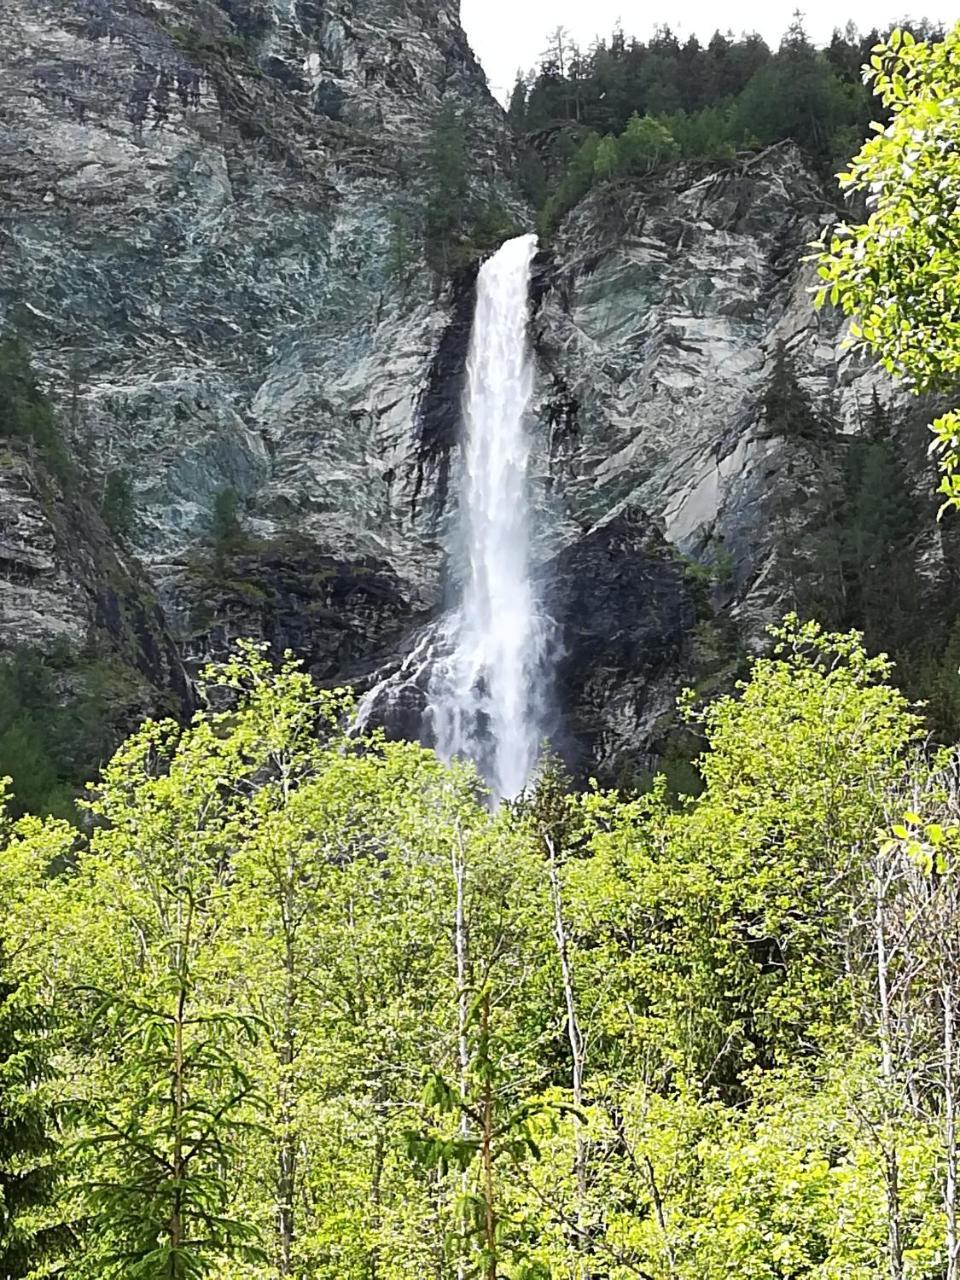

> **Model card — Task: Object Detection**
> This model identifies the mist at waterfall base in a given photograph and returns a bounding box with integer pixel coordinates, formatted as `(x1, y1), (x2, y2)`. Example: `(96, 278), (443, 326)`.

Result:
(428, 234), (551, 803)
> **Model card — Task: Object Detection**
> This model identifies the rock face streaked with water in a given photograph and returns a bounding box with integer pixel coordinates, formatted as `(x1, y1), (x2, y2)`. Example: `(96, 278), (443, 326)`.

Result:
(429, 233), (546, 802)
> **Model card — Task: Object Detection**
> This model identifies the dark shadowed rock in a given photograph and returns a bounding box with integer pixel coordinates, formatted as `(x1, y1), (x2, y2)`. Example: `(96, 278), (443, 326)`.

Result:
(542, 508), (697, 781)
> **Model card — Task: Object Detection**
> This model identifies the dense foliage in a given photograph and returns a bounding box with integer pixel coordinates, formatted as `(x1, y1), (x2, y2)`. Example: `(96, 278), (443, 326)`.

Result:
(509, 17), (945, 234)
(814, 22), (960, 510)
(1, 629), (960, 1278)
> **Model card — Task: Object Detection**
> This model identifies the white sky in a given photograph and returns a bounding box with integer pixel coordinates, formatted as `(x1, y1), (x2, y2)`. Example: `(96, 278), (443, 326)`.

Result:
(460, 0), (951, 101)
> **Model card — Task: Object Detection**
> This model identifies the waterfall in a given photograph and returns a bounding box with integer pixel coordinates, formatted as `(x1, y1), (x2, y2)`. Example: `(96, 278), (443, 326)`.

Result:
(430, 233), (546, 802)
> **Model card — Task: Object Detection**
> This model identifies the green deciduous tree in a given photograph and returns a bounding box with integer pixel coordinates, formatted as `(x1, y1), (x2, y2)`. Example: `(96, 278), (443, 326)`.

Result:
(814, 24), (960, 510)
(0, 790), (68, 1277)
(615, 113), (679, 173)
(4, 622), (960, 1278)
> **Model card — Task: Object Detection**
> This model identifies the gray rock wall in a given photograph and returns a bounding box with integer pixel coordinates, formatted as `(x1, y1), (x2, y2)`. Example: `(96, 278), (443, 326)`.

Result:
(0, 0), (506, 672)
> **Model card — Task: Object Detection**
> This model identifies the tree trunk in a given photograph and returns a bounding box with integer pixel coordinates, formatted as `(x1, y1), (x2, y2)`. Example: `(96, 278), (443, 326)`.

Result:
(544, 831), (589, 1263)
(644, 1154), (677, 1277)
(170, 893), (194, 1279)
(278, 764), (298, 1275)
(368, 1121), (386, 1280)
(876, 879), (905, 1280)
(276, 1014), (296, 1276)
(453, 830), (471, 1280)
(945, 979), (958, 1280)
(480, 992), (497, 1280)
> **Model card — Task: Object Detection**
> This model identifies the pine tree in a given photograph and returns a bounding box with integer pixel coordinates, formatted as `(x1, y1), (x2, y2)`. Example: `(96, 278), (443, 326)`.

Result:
(506, 74), (527, 132)
(211, 486), (246, 563)
(0, 939), (65, 1276)
(102, 469), (134, 538)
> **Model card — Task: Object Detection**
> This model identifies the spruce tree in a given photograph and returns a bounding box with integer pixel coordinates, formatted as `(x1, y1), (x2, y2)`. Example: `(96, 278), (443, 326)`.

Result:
(0, 947), (63, 1278)
(762, 341), (822, 438)
(423, 101), (471, 272)
(506, 74), (527, 132)
(101, 470), (134, 538)
(211, 486), (246, 564)
(0, 334), (69, 473)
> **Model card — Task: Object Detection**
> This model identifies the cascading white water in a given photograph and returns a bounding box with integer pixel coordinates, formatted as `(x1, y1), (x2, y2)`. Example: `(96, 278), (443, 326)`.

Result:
(430, 233), (546, 802)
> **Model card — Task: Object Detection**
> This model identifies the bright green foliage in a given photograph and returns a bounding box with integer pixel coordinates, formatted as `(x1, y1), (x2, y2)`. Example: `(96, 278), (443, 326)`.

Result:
(0, 966), (62, 1279)
(560, 620), (922, 1102)
(615, 114), (679, 173)
(64, 704), (275, 1278)
(541, 114), (679, 230)
(679, 620), (921, 1056)
(591, 113), (680, 183)
(0, 792), (67, 1277)
(0, 785), (76, 1276)
(592, 135), (619, 182)
(2, 626), (957, 1277)
(658, 104), (737, 159)
(813, 24), (960, 510)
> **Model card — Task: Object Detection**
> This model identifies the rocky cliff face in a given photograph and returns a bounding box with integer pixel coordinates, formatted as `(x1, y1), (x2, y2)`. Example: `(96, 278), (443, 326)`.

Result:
(0, 0), (505, 699)
(1, 2), (951, 783)
(526, 145), (958, 769)
(534, 145), (936, 611)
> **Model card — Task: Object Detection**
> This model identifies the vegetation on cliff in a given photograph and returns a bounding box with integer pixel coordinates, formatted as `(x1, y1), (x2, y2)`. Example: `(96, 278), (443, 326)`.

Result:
(814, 22), (960, 512)
(505, 15), (946, 234)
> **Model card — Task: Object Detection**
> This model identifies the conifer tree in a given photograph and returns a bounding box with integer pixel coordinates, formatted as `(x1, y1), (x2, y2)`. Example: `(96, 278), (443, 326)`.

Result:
(506, 74), (527, 132)
(102, 469), (134, 538)
(0, 782), (70, 1277)
(0, 949), (62, 1278)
